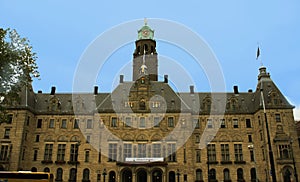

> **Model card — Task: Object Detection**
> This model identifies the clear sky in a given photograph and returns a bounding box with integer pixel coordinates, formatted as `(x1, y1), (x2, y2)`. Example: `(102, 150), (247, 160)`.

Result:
(1, 0), (300, 119)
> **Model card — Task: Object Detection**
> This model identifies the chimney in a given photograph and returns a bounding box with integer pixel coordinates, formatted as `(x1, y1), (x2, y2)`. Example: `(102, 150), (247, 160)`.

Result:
(120, 75), (124, 83)
(164, 75), (168, 83)
(94, 86), (98, 95)
(190, 85), (194, 94)
(50, 86), (56, 95)
(233, 85), (239, 94)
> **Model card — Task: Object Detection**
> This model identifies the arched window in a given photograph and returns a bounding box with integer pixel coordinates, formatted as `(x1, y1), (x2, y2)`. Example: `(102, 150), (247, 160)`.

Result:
(169, 171), (176, 182)
(210, 169), (216, 180)
(69, 168), (76, 182)
(237, 168), (244, 181)
(250, 168), (257, 182)
(196, 169), (203, 181)
(44, 167), (50, 173)
(82, 168), (90, 182)
(31, 167), (37, 172)
(109, 171), (116, 182)
(139, 99), (146, 110)
(283, 166), (293, 182)
(223, 168), (230, 181)
(56, 168), (63, 182)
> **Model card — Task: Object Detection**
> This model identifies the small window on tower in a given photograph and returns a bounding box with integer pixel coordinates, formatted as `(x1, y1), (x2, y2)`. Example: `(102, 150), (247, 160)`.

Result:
(139, 99), (146, 110)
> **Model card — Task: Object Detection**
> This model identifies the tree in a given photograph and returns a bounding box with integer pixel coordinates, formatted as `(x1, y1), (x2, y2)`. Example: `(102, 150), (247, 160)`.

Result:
(0, 28), (40, 123)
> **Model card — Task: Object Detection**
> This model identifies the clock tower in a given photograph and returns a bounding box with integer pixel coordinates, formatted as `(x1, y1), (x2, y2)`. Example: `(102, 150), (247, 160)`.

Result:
(132, 20), (158, 81)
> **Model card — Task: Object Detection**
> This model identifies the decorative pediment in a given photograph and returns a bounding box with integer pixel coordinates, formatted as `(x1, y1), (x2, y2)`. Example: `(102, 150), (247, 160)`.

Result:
(48, 96), (61, 111)
(57, 135), (68, 142)
(136, 134), (148, 141)
(70, 135), (80, 142)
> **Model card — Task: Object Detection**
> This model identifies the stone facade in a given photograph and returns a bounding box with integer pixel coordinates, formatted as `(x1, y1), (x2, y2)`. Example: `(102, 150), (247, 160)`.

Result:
(0, 22), (299, 182)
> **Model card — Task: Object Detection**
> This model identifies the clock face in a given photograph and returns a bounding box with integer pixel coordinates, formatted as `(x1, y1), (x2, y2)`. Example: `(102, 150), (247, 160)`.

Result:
(142, 30), (149, 37)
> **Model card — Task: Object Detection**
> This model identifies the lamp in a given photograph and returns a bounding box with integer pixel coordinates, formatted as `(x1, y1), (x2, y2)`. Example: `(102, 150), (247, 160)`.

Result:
(176, 169), (180, 182)
(102, 168), (107, 182)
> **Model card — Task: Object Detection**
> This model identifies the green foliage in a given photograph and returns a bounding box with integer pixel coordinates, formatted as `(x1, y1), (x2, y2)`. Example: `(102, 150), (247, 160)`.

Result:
(0, 28), (40, 123)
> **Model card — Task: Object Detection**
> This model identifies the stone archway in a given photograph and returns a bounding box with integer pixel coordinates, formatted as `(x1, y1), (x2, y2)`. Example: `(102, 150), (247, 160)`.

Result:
(152, 169), (162, 182)
(282, 166), (293, 182)
(137, 169), (147, 182)
(122, 168), (133, 182)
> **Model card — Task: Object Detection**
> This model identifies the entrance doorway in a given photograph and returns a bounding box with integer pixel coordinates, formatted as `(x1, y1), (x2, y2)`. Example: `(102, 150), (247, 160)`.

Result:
(152, 169), (162, 182)
(122, 169), (133, 182)
(137, 169), (147, 182)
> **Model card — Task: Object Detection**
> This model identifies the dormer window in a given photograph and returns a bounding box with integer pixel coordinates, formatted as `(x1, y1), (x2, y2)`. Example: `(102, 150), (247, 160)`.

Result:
(125, 102), (134, 108)
(139, 99), (146, 110)
(152, 101), (160, 108)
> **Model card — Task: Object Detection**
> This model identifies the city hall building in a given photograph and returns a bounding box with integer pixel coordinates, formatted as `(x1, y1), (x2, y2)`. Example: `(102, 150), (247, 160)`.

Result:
(0, 22), (299, 182)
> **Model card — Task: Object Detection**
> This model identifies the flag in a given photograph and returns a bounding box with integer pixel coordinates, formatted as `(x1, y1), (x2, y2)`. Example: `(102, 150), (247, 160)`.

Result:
(256, 46), (260, 60)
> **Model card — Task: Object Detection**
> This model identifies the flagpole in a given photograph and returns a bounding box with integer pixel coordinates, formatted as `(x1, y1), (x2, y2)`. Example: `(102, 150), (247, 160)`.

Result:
(257, 46), (277, 182)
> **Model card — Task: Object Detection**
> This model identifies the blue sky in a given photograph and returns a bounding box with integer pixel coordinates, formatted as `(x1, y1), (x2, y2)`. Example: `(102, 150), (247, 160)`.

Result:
(1, 0), (300, 119)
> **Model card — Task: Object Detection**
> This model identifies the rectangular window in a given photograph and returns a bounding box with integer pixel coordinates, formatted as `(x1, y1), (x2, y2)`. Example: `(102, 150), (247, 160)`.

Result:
(246, 119), (251, 128)
(57, 144), (66, 161)
(61, 119), (67, 128)
(250, 150), (255, 162)
(125, 117), (132, 127)
(85, 151), (90, 162)
(195, 135), (200, 143)
(33, 150), (38, 161)
(221, 144), (230, 161)
(97, 174), (101, 182)
(152, 143), (161, 157)
(233, 119), (239, 128)
(167, 143), (176, 162)
(275, 114), (281, 122)
(98, 149), (101, 163)
(196, 150), (201, 163)
(44, 144), (53, 161)
(168, 117), (174, 127)
(184, 174), (187, 182)
(279, 145), (291, 159)
(0, 145), (9, 161)
(123, 143), (132, 160)
(111, 117), (117, 127)
(87, 119), (93, 129)
(86, 135), (91, 143)
(207, 119), (213, 128)
(139, 117), (145, 128)
(4, 129), (10, 139)
(138, 143), (147, 158)
(207, 144), (216, 162)
(220, 119), (226, 128)
(154, 117), (160, 127)
(35, 135), (40, 142)
(26, 116), (30, 126)
(7, 114), (13, 124)
(193, 119), (200, 129)
(234, 144), (243, 161)
(108, 143), (117, 162)
(49, 119), (55, 128)
(70, 144), (79, 162)
(248, 135), (253, 142)
(37, 119), (42, 128)
(74, 119), (79, 129)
